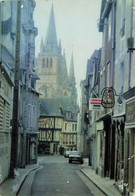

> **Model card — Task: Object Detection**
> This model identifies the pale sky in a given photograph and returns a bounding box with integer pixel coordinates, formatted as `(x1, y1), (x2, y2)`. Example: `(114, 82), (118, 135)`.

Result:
(34, 0), (102, 103)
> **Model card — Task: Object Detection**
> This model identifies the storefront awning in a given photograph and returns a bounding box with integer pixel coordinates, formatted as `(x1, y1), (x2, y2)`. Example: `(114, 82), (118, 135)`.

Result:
(95, 111), (112, 122)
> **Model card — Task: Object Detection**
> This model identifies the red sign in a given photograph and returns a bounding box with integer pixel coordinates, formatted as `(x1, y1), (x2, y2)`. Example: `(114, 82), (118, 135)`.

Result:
(90, 98), (102, 105)
(89, 98), (103, 111)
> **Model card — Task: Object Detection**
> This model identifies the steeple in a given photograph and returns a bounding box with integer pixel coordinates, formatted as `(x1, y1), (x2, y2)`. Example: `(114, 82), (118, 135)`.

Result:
(58, 39), (62, 54)
(69, 52), (77, 108)
(69, 52), (75, 85)
(40, 37), (45, 54)
(45, 4), (58, 53)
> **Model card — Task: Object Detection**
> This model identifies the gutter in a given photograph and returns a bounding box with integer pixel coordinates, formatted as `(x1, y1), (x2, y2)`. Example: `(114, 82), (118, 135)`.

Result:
(101, 1), (113, 20)
(99, 0), (113, 32)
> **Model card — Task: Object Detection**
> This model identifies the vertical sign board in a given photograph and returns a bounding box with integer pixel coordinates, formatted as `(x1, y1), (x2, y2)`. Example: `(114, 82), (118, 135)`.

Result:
(89, 98), (103, 111)
(126, 99), (135, 126)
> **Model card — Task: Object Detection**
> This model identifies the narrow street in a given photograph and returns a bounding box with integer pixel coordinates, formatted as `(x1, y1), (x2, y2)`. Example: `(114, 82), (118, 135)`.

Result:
(17, 155), (105, 196)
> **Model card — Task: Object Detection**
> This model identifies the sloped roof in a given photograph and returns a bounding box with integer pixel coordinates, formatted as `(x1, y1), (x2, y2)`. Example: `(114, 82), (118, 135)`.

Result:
(1, 44), (14, 70)
(85, 50), (99, 86)
(40, 96), (74, 117)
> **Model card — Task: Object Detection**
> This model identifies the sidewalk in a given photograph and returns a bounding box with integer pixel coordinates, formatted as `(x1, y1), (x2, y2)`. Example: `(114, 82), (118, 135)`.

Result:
(0, 163), (39, 196)
(81, 159), (122, 196)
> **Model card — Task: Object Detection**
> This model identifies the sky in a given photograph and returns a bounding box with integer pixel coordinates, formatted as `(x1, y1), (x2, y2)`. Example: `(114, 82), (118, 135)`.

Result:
(34, 0), (102, 103)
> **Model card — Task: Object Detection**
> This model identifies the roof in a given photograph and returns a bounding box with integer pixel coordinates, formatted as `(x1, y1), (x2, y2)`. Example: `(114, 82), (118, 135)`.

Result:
(40, 96), (74, 117)
(0, 44), (14, 70)
(85, 50), (100, 86)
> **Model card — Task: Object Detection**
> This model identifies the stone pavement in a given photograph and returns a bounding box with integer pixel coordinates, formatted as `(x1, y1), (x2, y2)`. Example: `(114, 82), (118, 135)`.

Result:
(81, 159), (122, 196)
(0, 156), (122, 196)
(0, 163), (39, 196)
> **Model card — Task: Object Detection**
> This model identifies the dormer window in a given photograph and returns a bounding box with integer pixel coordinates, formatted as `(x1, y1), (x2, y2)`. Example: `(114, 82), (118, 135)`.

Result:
(59, 107), (63, 115)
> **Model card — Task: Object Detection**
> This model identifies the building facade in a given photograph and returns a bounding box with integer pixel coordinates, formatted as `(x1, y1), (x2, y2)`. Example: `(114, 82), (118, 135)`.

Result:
(79, 1), (135, 196)
(38, 97), (77, 154)
(0, 53), (14, 184)
(0, 0), (39, 182)
(0, 1), (15, 183)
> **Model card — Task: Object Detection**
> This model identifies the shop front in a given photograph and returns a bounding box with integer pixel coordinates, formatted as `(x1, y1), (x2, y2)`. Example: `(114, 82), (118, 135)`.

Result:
(96, 112), (115, 178)
(112, 114), (125, 193)
(124, 96), (135, 196)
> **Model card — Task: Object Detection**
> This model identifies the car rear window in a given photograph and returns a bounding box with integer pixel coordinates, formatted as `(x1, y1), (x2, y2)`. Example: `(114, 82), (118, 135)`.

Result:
(70, 151), (81, 155)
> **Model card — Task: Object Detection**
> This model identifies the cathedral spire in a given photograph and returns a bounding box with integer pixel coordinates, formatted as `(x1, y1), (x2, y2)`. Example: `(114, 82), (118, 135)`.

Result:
(69, 52), (77, 108)
(69, 52), (75, 84)
(45, 4), (58, 52)
(40, 37), (45, 54)
(58, 39), (62, 54)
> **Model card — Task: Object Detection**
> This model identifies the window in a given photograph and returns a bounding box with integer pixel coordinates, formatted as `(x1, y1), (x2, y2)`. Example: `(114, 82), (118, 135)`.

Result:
(120, 18), (125, 37)
(50, 58), (52, 67)
(66, 134), (68, 144)
(43, 58), (45, 67)
(46, 58), (49, 68)
(120, 0), (126, 37)
(72, 135), (74, 144)
(72, 124), (74, 131)
(65, 123), (67, 131)
(106, 62), (110, 87)
(75, 124), (77, 131)
(108, 11), (111, 41)
(119, 62), (124, 93)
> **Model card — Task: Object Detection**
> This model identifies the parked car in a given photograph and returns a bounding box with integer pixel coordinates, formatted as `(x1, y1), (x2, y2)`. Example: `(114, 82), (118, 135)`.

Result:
(69, 151), (83, 164)
(64, 150), (71, 158)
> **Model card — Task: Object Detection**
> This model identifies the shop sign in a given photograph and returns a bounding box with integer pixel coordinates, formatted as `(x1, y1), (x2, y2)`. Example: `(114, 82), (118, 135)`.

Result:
(126, 99), (135, 124)
(89, 98), (103, 111)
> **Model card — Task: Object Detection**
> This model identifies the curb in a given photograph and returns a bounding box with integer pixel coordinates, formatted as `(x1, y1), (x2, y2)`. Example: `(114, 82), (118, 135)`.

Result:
(80, 169), (108, 196)
(15, 163), (40, 195)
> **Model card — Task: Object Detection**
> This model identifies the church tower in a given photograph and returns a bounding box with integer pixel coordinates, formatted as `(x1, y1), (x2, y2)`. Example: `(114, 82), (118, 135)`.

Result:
(69, 52), (77, 108)
(36, 5), (70, 98)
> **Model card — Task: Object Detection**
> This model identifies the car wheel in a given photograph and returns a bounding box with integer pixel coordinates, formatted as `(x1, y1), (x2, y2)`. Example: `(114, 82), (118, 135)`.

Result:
(81, 161), (83, 164)
(69, 160), (72, 163)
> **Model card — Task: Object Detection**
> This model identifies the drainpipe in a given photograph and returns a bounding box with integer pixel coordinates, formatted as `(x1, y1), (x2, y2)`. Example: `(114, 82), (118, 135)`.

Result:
(123, 0), (134, 195)
(128, 0), (133, 89)
(10, 0), (22, 178)
(101, 1), (113, 20)
(111, 1), (116, 87)
(0, 2), (1, 61)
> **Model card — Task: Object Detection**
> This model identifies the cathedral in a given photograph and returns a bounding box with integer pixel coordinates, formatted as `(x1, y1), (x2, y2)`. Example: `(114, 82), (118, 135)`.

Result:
(36, 5), (78, 154)
(36, 5), (77, 106)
